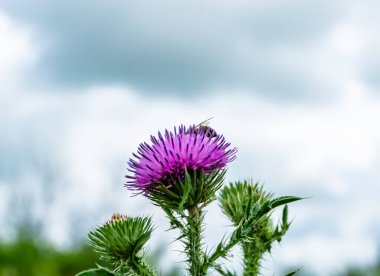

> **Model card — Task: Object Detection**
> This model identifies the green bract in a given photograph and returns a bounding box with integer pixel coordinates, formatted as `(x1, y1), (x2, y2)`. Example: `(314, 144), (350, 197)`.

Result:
(146, 169), (226, 212)
(88, 214), (156, 275)
(219, 180), (272, 225)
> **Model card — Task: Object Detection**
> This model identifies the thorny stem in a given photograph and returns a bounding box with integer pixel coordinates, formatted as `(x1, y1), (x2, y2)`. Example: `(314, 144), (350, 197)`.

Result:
(242, 243), (261, 276)
(187, 205), (204, 276)
(115, 257), (156, 276)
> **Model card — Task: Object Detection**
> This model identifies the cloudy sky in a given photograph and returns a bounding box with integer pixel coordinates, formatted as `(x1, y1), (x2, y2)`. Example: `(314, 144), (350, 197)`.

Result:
(1, 0), (380, 275)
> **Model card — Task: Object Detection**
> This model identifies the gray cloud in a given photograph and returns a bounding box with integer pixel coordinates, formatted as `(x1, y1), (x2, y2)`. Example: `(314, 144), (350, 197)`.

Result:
(1, 0), (345, 99)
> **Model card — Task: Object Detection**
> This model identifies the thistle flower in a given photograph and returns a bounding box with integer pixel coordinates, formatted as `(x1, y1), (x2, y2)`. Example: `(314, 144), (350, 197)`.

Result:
(126, 125), (237, 209)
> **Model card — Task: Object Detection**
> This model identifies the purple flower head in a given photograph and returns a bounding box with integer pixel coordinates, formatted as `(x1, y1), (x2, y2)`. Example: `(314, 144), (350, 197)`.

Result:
(126, 125), (237, 193)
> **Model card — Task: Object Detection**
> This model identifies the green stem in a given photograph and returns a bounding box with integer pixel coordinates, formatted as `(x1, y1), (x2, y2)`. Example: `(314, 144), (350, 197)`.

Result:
(187, 205), (204, 276)
(116, 258), (156, 276)
(133, 258), (157, 276)
(242, 243), (261, 276)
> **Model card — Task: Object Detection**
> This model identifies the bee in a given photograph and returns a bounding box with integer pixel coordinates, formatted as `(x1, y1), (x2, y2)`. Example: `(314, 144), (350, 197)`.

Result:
(193, 117), (217, 138)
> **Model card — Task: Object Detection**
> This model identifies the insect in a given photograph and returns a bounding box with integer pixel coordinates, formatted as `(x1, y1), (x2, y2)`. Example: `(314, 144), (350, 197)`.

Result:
(193, 117), (217, 138)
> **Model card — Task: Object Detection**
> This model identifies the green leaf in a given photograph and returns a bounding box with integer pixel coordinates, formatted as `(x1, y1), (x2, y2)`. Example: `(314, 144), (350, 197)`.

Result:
(269, 196), (303, 209)
(76, 267), (115, 276)
(212, 263), (238, 276)
(134, 231), (152, 252)
(256, 196), (302, 219)
(282, 204), (289, 226)
(162, 207), (185, 231)
(285, 268), (301, 276)
(178, 171), (191, 212)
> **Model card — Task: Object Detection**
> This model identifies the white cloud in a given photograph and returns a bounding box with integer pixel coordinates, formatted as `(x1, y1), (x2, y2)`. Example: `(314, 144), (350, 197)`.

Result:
(0, 11), (37, 90)
(273, 233), (377, 275)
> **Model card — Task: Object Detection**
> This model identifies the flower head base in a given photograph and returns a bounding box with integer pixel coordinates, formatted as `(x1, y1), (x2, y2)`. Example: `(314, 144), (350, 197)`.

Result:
(126, 124), (237, 209)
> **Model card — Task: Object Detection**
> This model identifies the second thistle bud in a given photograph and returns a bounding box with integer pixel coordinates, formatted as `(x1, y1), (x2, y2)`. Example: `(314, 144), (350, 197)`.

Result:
(88, 214), (153, 267)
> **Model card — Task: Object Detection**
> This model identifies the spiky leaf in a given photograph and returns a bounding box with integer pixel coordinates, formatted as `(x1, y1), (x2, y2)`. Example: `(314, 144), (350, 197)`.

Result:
(76, 267), (115, 276)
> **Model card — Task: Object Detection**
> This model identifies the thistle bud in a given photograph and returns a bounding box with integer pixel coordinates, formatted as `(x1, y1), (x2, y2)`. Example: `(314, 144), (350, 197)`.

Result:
(88, 215), (153, 266)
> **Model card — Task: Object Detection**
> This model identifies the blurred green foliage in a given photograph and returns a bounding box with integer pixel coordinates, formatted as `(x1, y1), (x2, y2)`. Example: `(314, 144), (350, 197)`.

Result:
(0, 235), (103, 276)
(1, 232), (379, 276)
(343, 257), (380, 276)
(0, 234), (181, 276)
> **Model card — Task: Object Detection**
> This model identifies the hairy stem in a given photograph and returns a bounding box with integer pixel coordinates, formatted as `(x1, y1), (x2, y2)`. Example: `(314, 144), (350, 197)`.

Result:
(116, 258), (157, 276)
(242, 243), (261, 276)
(133, 258), (157, 276)
(187, 205), (204, 276)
